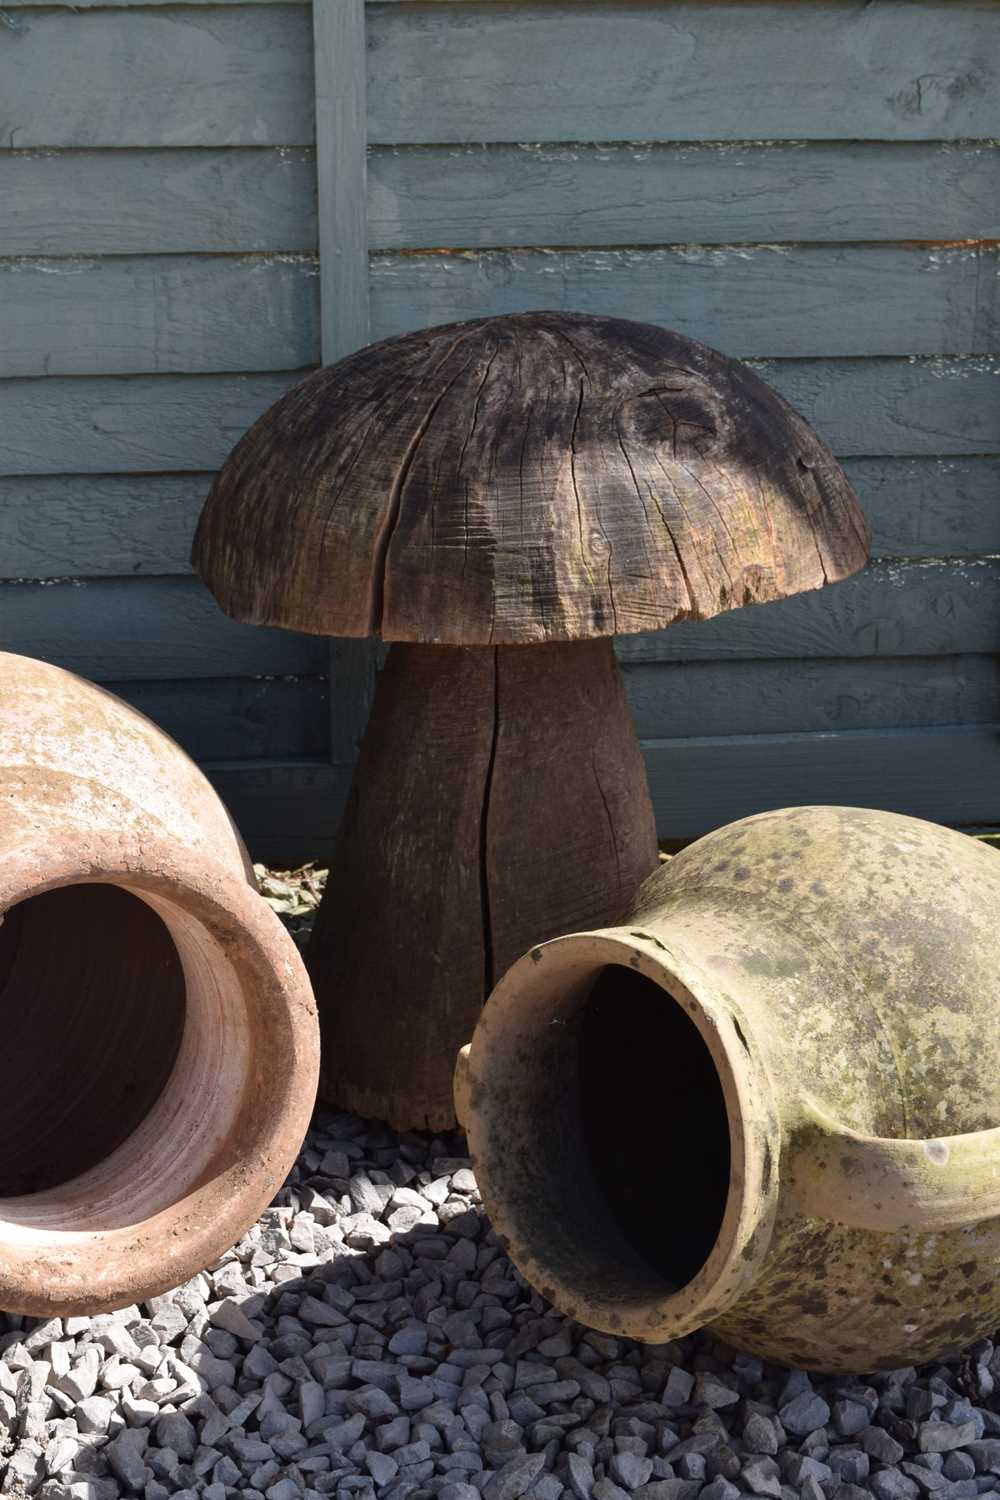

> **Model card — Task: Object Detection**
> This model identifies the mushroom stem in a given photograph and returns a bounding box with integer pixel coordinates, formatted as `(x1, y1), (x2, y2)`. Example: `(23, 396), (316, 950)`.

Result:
(308, 637), (659, 1132)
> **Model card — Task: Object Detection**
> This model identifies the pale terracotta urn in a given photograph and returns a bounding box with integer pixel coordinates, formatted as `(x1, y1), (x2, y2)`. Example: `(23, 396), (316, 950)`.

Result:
(0, 651), (319, 1316)
(457, 805), (1000, 1372)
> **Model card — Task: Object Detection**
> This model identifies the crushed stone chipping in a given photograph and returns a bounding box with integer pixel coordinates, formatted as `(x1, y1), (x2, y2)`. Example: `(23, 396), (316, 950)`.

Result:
(6, 863), (1000, 1499)
(5, 1109), (1000, 1500)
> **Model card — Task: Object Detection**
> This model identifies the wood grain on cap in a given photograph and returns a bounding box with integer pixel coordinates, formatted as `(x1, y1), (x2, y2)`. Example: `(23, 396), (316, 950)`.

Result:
(192, 311), (870, 644)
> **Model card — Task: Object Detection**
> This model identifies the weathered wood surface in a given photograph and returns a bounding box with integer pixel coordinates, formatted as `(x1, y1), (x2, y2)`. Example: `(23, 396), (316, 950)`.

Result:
(622, 654), (1000, 741)
(4, 359), (998, 478)
(9, 140), (996, 260)
(369, 142), (1000, 250)
(203, 719), (1000, 866)
(6, 246), (996, 379)
(314, 0), (370, 362)
(754, 358), (1000, 459)
(1, 150), (317, 257)
(616, 559), (1000, 665)
(0, 373), (299, 475)
(843, 457), (1000, 560)
(111, 676), (330, 762)
(307, 639), (658, 1129)
(0, 475), (210, 577)
(6, 456), (996, 580)
(0, 7), (313, 148)
(1, 0), (305, 6)
(193, 312), (868, 644)
(368, 246), (1000, 361)
(2, 561), (989, 696)
(0, 577), (325, 681)
(365, 2), (1000, 145)
(642, 725), (1000, 840)
(1, 256), (318, 378)
(205, 759), (351, 864)
(485, 638), (659, 975)
(306, 644), (496, 1130)
(6, 2), (995, 148)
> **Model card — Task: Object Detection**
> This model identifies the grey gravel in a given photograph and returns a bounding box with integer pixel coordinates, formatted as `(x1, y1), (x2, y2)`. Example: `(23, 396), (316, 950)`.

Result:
(7, 1107), (1000, 1500)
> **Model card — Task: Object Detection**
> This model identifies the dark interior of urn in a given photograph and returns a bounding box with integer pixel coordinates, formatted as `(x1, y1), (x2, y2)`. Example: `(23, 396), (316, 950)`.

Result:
(578, 965), (731, 1290)
(0, 884), (186, 1195)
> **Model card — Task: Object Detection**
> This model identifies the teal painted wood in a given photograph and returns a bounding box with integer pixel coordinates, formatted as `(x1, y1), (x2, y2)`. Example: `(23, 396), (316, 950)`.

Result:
(6, 559), (983, 705)
(111, 676), (330, 761)
(12, 141), (995, 260)
(204, 760), (352, 864)
(0, 577), (326, 680)
(367, 245), (1000, 360)
(0, 475), (209, 577)
(314, 0), (370, 361)
(845, 457), (1000, 560)
(7, 2), (995, 151)
(616, 559), (1000, 666)
(0, 256), (319, 378)
(751, 357), (1000, 459)
(1, 149), (317, 257)
(0, 373), (300, 476)
(622, 654), (1000, 740)
(4, 455), (996, 579)
(3, 358), (997, 478)
(313, 0), (374, 770)
(0, 7), (313, 148)
(369, 141), (1000, 249)
(204, 723), (1000, 863)
(1, 0), (306, 6)
(11, 245), (997, 378)
(642, 724), (1000, 841)
(365, 2), (1000, 145)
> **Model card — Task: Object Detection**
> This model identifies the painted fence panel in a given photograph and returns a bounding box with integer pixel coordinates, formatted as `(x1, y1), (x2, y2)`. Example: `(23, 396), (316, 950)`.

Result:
(1, 0), (997, 855)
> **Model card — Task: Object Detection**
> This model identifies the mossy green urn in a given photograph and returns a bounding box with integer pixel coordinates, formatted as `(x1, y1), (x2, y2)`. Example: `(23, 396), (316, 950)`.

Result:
(457, 806), (1000, 1372)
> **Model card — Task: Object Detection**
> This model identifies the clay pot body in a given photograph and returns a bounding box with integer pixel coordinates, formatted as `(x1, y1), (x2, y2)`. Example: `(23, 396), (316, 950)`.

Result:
(0, 652), (318, 1315)
(457, 806), (1000, 1372)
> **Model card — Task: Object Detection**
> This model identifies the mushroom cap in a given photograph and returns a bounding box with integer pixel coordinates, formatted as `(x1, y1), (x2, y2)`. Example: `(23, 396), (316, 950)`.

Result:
(193, 311), (869, 644)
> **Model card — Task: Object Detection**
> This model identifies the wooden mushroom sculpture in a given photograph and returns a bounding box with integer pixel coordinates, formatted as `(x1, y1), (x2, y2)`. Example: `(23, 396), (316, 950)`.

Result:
(193, 311), (870, 1131)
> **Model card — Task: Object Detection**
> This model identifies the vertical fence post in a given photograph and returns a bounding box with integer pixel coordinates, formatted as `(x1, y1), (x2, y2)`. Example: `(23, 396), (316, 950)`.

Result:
(313, 0), (378, 770)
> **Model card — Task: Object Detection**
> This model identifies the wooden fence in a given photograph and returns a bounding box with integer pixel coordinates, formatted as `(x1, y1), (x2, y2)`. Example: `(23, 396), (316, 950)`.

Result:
(2, 0), (997, 859)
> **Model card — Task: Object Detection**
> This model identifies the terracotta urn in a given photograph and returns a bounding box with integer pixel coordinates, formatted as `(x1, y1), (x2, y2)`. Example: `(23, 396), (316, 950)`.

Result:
(456, 805), (1000, 1372)
(0, 651), (319, 1316)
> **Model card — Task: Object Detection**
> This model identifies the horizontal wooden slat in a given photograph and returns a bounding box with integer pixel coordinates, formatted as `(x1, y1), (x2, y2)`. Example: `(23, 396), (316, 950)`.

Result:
(1, 256), (318, 378)
(5, 455), (997, 580)
(845, 457), (1000, 559)
(0, 577), (326, 681)
(369, 141), (1000, 249)
(110, 676), (330, 761)
(1, 150), (317, 257)
(644, 724), (1000, 841)
(202, 724), (1000, 864)
(366, 2), (1000, 145)
(623, 654), (1000, 740)
(1, 0), (306, 7)
(205, 759), (350, 864)
(617, 559), (1000, 665)
(5, 245), (996, 378)
(0, 373), (299, 476)
(8, 143), (996, 264)
(367, 245), (1000, 361)
(752, 358), (1000, 460)
(0, 475), (209, 576)
(3, 358), (998, 480)
(0, 7), (313, 149)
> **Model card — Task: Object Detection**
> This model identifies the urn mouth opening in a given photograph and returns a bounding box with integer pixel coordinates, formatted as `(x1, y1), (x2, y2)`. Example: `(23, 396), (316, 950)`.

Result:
(463, 931), (778, 1342)
(0, 883), (188, 1196)
(0, 838), (318, 1315)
